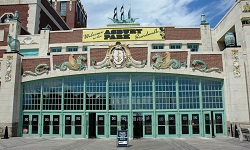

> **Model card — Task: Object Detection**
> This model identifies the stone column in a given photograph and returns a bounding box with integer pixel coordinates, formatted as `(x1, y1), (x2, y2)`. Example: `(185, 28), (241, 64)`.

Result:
(0, 52), (22, 137)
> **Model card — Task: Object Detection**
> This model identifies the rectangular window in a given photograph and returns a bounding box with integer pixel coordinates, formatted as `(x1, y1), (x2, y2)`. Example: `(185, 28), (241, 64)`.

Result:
(60, 2), (67, 17)
(187, 44), (199, 52)
(51, 47), (62, 52)
(152, 44), (164, 49)
(67, 47), (78, 52)
(170, 44), (182, 49)
(19, 49), (39, 56)
(83, 46), (88, 51)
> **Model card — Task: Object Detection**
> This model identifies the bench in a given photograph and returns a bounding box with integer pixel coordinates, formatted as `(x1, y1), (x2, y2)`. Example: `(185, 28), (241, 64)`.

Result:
(236, 124), (250, 141)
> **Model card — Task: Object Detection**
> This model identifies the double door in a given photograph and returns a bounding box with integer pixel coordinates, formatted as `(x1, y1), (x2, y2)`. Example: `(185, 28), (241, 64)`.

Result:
(42, 114), (61, 136)
(109, 113), (130, 137)
(156, 113), (177, 137)
(63, 114), (84, 137)
(180, 112), (201, 137)
(22, 114), (40, 136)
(203, 111), (224, 137)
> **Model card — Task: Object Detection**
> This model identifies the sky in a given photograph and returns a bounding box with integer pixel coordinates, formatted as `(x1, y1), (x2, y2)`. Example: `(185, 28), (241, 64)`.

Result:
(80, 0), (236, 28)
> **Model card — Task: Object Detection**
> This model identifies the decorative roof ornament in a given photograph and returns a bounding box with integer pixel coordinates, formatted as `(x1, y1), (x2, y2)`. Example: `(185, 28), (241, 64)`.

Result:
(225, 32), (236, 47)
(200, 14), (209, 25)
(7, 34), (20, 52)
(13, 10), (19, 20)
(108, 5), (139, 25)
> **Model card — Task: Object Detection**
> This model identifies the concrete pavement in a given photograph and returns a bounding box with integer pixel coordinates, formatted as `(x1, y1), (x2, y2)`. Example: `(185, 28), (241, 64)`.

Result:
(0, 136), (249, 150)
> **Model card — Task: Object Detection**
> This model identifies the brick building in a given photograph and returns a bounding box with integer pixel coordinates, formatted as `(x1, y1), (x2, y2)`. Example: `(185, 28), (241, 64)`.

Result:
(0, 0), (249, 139)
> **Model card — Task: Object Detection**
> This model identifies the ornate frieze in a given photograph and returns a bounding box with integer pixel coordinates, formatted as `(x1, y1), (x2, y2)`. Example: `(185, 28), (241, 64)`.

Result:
(23, 64), (50, 77)
(192, 60), (221, 73)
(151, 52), (187, 69)
(5, 55), (13, 82)
(232, 50), (240, 78)
(243, 2), (250, 12)
(92, 42), (146, 69)
(53, 54), (87, 71)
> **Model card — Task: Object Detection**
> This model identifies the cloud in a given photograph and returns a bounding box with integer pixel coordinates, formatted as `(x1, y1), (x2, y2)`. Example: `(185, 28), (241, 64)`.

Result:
(81, 0), (235, 28)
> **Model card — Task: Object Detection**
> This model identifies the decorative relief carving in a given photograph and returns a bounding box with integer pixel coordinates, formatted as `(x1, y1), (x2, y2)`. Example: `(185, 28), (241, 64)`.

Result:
(243, 2), (250, 12)
(23, 64), (50, 77)
(53, 54), (87, 71)
(191, 60), (221, 73)
(5, 55), (13, 82)
(232, 50), (240, 78)
(151, 52), (187, 69)
(92, 42), (146, 69)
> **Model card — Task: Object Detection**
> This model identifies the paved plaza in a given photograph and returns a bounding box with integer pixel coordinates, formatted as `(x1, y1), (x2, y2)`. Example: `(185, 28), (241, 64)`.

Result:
(0, 136), (249, 150)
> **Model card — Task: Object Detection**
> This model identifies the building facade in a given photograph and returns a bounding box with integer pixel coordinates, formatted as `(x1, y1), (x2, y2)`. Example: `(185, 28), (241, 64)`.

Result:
(0, 0), (250, 139)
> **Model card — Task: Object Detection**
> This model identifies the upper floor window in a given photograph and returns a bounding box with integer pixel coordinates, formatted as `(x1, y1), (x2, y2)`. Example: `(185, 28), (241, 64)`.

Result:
(83, 46), (88, 51)
(67, 47), (78, 52)
(0, 13), (14, 23)
(60, 2), (67, 17)
(152, 44), (164, 49)
(187, 44), (199, 52)
(51, 47), (62, 53)
(170, 44), (182, 49)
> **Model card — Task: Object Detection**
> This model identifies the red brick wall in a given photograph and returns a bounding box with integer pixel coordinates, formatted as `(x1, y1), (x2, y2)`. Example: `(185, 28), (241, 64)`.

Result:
(130, 47), (148, 61)
(151, 51), (188, 64)
(165, 27), (201, 40)
(0, 5), (29, 30)
(0, 50), (7, 58)
(49, 30), (82, 43)
(66, 1), (76, 28)
(22, 58), (50, 75)
(0, 24), (9, 46)
(190, 54), (223, 71)
(53, 54), (87, 66)
(90, 48), (107, 65)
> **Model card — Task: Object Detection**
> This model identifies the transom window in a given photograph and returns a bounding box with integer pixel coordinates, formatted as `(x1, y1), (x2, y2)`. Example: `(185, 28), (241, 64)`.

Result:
(83, 46), (88, 51)
(51, 47), (62, 52)
(152, 44), (164, 49)
(170, 44), (182, 49)
(67, 47), (78, 52)
(188, 44), (199, 52)
(19, 49), (39, 56)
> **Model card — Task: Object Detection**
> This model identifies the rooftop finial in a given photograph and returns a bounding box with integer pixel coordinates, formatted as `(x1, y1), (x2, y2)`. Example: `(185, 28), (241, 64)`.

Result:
(201, 14), (208, 25)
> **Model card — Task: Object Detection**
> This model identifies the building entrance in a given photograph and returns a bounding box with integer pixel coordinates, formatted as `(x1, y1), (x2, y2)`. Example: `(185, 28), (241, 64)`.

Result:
(133, 114), (143, 139)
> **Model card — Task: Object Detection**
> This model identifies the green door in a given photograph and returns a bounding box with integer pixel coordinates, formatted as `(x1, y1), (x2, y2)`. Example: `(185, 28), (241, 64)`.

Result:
(42, 114), (62, 137)
(108, 113), (130, 137)
(22, 114), (40, 136)
(96, 113), (107, 138)
(156, 113), (177, 137)
(203, 111), (212, 137)
(180, 112), (201, 137)
(63, 114), (84, 137)
(213, 111), (224, 136)
(143, 113), (154, 137)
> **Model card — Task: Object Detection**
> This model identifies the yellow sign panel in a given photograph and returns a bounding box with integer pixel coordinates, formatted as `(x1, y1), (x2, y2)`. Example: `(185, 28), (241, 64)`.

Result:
(82, 27), (165, 42)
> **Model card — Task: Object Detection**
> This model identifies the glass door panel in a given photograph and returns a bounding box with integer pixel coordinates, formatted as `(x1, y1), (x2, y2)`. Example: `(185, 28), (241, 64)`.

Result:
(157, 115), (165, 135)
(96, 113), (106, 138)
(181, 114), (189, 135)
(110, 115), (118, 136)
(75, 115), (82, 135)
(168, 114), (177, 136)
(192, 114), (200, 135)
(203, 111), (212, 137)
(64, 115), (72, 135)
(53, 115), (60, 134)
(43, 115), (50, 135)
(143, 113), (153, 137)
(120, 115), (128, 131)
(22, 115), (29, 135)
(31, 115), (39, 134)
(214, 112), (224, 136)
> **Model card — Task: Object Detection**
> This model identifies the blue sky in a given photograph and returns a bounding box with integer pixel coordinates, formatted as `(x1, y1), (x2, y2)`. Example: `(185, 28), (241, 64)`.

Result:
(81, 0), (235, 28)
